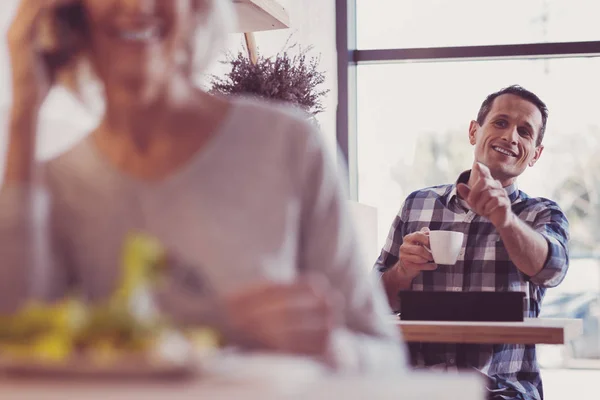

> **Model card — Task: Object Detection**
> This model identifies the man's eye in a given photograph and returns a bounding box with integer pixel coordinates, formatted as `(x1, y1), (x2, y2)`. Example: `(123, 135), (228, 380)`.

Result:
(518, 128), (531, 137)
(494, 120), (507, 128)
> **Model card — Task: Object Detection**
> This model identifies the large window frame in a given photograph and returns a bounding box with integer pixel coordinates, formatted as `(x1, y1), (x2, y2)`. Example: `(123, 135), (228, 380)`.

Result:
(337, 1), (600, 370)
(335, 0), (600, 201)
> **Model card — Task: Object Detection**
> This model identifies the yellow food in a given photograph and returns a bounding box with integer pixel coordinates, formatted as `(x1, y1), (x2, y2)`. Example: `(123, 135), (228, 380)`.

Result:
(117, 232), (168, 304)
(0, 232), (221, 364)
(0, 298), (82, 362)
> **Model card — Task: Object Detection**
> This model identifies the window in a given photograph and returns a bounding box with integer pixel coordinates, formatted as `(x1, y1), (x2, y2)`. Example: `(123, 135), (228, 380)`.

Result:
(357, 58), (600, 251)
(339, 0), (600, 377)
(357, 0), (600, 49)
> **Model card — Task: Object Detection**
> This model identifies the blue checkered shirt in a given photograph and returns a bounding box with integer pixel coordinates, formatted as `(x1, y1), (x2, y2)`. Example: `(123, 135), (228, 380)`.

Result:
(375, 170), (570, 400)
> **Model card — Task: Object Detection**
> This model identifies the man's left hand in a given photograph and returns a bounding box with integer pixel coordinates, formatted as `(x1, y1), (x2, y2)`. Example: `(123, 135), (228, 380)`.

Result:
(457, 163), (514, 229)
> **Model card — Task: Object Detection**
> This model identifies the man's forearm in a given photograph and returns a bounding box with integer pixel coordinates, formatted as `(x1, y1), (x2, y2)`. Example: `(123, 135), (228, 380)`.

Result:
(497, 213), (549, 277)
(381, 263), (416, 311)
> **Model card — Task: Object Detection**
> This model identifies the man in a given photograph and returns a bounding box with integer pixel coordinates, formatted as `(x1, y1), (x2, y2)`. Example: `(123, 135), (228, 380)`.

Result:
(375, 85), (569, 400)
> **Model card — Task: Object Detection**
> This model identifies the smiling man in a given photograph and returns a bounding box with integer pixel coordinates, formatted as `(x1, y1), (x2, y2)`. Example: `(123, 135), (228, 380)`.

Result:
(375, 85), (570, 400)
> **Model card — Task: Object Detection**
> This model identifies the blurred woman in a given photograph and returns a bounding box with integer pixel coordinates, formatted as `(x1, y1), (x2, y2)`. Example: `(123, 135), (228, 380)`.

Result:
(0, 0), (405, 371)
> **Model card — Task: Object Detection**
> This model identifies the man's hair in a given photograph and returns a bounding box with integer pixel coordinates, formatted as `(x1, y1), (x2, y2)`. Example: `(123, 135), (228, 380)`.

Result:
(476, 85), (548, 146)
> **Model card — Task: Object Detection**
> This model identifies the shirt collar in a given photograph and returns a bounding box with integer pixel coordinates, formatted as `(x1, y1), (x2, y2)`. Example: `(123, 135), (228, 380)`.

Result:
(448, 170), (520, 204)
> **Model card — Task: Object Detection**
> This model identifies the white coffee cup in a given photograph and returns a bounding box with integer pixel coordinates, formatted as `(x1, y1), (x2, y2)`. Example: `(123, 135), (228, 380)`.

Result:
(424, 230), (464, 265)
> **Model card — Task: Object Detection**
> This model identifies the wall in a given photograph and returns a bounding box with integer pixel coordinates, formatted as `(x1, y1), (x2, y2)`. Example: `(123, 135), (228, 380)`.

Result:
(257, 0), (337, 153)
(210, 0), (338, 153)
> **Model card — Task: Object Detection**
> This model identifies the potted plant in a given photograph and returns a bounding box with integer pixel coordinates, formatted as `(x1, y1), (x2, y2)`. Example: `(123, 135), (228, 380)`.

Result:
(210, 42), (329, 119)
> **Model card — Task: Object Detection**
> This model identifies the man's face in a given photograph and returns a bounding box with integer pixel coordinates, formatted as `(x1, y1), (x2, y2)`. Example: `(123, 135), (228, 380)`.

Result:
(469, 94), (545, 186)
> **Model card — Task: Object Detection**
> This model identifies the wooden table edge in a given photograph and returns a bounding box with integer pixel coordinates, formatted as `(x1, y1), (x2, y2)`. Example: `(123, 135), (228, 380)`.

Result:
(392, 318), (583, 345)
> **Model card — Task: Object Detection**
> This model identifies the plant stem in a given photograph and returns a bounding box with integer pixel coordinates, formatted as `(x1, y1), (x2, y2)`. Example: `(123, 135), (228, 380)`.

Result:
(244, 33), (258, 65)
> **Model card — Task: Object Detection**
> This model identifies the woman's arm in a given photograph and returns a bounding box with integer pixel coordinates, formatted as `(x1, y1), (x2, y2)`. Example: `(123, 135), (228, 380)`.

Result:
(0, 110), (72, 313)
(296, 118), (408, 373)
(0, 183), (70, 313)
(0, 0), (76, 313)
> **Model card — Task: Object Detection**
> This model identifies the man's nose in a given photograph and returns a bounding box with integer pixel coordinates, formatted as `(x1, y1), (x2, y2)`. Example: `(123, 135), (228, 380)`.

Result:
(501, 126), (519, 145)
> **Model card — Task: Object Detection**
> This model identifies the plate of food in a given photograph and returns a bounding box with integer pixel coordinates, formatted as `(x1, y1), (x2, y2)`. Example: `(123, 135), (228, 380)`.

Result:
(0, 234), (221, 380)
(0, 298), (222, 380)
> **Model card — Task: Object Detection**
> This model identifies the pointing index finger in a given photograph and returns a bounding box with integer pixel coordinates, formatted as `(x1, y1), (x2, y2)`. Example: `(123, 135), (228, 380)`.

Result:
(475, 162), (492, 179)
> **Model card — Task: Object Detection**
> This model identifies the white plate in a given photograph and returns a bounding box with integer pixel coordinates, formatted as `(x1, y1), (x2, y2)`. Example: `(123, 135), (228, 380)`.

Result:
(0, 332), (200, 380)
(0, 355), (196, 380)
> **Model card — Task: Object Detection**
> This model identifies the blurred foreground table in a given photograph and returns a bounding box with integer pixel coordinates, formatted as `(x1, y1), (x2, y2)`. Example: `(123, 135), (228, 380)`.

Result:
(0, 353), (484, 400)
(395, 317), (583, 344)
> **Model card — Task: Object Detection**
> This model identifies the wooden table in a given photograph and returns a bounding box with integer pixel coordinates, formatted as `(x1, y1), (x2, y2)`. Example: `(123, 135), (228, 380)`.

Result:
(0, 354), (485, 400)
(394, 317), (583, 344)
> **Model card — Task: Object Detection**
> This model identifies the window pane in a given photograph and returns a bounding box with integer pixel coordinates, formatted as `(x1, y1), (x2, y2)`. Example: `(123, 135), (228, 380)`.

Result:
(357, 0), (600, 49)
(357, 57), (600, 366)
(357, 57), (600, 251)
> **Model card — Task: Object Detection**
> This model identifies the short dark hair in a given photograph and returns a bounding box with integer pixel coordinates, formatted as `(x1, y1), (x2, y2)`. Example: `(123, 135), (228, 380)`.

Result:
(476, 85), (548, 146)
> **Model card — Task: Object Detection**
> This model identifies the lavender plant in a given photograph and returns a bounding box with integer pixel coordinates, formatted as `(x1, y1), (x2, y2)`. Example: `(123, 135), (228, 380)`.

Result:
(210, 44), (329, 117)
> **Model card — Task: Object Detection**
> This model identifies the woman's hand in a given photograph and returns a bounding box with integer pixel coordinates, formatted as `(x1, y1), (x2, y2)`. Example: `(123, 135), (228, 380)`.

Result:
(5, 0), (79, 184)
(223, 277), (343, 358)
(8, 0), (78, 110)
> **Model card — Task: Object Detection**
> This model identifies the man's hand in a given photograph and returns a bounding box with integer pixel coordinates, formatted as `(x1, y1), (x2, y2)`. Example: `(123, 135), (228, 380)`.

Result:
(457, 163), (514, 229)
(381, 227), (435, 309)
(397, 227), (436, 279)
(222, 277), (343, 357)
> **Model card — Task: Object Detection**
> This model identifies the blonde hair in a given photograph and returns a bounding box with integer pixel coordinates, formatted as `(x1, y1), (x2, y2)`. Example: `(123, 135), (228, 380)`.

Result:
(191, 0), (237, 76)
(51, 0), (237, 105)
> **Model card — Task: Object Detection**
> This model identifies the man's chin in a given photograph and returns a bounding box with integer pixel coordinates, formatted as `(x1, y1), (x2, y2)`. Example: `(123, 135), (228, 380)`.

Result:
(487, 166), (522, 186)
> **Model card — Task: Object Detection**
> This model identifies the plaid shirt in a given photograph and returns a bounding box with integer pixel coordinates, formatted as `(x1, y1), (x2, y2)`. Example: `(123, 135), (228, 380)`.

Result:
(375, 170), (570, 400)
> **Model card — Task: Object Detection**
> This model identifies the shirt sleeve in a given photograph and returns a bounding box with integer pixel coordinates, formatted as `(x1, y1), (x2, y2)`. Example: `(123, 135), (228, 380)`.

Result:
(373, 206), (407, 275)
(0, 184), (70, 314)
(528, 200), (570, 288)
(294, 117), (407, 373)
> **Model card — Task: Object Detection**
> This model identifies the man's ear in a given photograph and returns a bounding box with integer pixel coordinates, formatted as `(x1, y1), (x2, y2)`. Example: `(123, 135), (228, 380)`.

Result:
(529, 145), (544, 167)
(468, 120), (479, 145)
